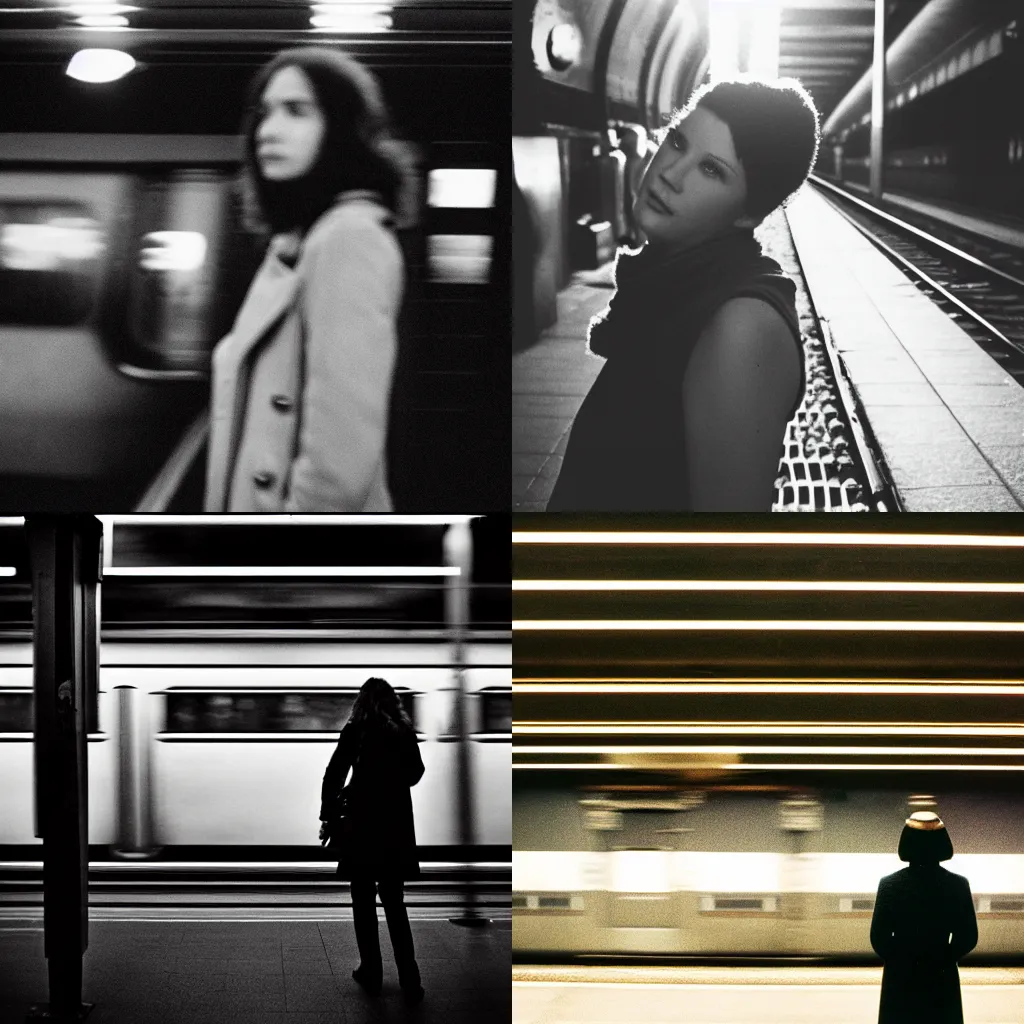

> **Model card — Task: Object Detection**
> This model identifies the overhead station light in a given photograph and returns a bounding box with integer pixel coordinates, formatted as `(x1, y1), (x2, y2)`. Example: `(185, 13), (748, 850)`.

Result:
(67, 2), (138, 30)
(66, 48), (136, 82)
(310, 2), (393, 33)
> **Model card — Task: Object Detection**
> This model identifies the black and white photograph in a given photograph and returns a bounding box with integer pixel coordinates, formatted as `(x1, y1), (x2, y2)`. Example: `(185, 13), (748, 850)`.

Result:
(513, 0), (1024, 512)
(0, 513), (511, 1022)
(0, 1), (510, 513)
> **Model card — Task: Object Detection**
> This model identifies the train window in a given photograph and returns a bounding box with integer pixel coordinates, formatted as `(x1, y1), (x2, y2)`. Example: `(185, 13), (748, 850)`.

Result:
(700, 896), (778, 913)
(537, 896), (571, 910)
(427, 169), (496, 209)
(0, 202), (104, 325)
(838, 898), (874, 913)
(478, 689), (511, 734)
(426, 234), (492, 284)
(982, 899), (1024, 914)
(164, 690), (417, 734)
(514, 894), (584, 912)
(125, 172), (229, 373)
(0, 692), (31, 732)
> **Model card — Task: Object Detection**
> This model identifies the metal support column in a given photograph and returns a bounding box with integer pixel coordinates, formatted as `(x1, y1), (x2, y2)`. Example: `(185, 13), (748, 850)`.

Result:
(27, 515), (102, 1023)
(444, 520), (489, 927)
(869, 0), (887, 198)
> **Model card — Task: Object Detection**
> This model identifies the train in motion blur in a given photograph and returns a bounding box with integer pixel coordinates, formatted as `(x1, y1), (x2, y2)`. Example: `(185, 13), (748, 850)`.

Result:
(0, 1), (510, 511)
(820, 1), (1021, 221)
(514, 782), (1024, 960)
(0, 517), (511, 863)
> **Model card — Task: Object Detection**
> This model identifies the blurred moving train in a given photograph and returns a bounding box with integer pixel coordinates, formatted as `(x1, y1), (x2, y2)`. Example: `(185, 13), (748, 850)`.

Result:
(0, 517), (511, 862)
(513, 784), (1024, 960)
(0, 3), (510, 511)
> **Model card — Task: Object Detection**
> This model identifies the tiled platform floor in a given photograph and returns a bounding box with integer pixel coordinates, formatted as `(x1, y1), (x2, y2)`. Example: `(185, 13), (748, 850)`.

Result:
(0, 916), (511, 1024)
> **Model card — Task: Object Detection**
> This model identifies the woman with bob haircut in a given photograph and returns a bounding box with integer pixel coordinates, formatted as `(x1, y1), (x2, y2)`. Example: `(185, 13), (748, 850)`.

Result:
(319, 677), (426, 1004)
(205, 46), (412, 512)
(547, 76), (821, 512)
(870, 811), (977, 1024)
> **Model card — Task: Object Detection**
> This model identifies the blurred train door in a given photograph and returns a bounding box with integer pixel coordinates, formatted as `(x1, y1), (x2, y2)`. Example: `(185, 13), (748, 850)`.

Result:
(584, 798), (692, 952)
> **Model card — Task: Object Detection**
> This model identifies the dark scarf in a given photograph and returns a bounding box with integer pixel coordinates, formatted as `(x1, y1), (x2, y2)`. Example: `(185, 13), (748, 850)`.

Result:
(587, 227), (797, 367)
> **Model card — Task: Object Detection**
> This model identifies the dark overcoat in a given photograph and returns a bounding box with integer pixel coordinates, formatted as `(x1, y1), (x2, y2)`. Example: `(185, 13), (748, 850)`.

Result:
(320, 719), (424, 881)
(870, 865), (978, 1024)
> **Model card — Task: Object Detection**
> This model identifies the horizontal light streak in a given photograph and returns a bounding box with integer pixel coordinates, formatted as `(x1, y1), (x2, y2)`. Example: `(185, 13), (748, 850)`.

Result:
(512, 531), (1024, 548)
(0, 567), (15, 577)
(514, 620), (1024, 632)
(103, 515), (477, 525)
(513, 763), (1024, 772)
(514, 579), (1024, 594)
(512, 679), (1024, 694)
(515, 745), (1024, 756)
(104, 565), (458, 577)
(513, 723), (1024, 737)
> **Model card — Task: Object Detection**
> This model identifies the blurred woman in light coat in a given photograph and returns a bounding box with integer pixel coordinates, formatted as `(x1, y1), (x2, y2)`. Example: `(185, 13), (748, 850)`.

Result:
(205, 46), (410, 512)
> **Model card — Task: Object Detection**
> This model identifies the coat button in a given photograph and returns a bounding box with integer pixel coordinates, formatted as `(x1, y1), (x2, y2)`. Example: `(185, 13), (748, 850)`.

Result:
(271, 394), (293, 412)
(253, 470), (276, 489)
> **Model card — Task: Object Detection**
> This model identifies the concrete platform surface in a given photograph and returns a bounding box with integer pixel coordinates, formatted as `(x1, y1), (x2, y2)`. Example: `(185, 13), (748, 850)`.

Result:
(0, 916), (511, 1023)
(788, 184), (1024, 512)
(513, 966), (1024, 1024)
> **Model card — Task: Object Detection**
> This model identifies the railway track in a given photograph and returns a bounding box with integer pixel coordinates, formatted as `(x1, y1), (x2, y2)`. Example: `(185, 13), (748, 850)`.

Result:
(811, 175), (1024, 384)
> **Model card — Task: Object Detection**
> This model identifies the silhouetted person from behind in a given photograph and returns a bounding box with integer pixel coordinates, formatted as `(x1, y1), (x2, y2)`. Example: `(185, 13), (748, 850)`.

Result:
(320, 677), (425, 1004)
(870, 811), (978, 1024)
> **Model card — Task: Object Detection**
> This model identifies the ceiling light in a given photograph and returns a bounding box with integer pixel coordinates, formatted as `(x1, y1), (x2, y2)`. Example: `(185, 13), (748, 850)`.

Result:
(66, 49), (136, 82)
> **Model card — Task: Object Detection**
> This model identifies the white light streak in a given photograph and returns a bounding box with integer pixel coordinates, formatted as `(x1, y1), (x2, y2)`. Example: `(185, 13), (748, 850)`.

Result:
(515, 745), (1024, 757)
(0, 568), (15, 577)
(513, 580), (1024, 594)
(512, 531), (1024, 548)
(513, 620), (1024, 633)
(103, 515), (478, 525)
(513, 724), (1024, 737)
(513, 763), (1024, 772)
(512, 679), (1024, 694)
(104, 566), (458, 577)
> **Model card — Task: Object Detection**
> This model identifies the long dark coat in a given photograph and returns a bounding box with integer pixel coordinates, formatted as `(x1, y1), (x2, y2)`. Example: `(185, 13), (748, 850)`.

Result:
(870, 865), (978, 1024)
(320, 719), (425, 881)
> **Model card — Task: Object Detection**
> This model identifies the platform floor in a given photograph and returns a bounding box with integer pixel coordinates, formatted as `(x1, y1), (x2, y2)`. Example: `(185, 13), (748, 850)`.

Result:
(513, 966), (1024, 1024)
(788, 184), (1024, 512)
(0, 915), (511, 1023)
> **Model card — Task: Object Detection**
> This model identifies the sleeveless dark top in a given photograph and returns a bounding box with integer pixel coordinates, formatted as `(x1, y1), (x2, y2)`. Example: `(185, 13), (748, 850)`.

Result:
(547, 228), (802, 512)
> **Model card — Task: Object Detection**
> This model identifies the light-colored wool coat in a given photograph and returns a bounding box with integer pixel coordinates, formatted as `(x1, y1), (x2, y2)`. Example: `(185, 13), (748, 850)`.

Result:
(204, 190), (403, 512)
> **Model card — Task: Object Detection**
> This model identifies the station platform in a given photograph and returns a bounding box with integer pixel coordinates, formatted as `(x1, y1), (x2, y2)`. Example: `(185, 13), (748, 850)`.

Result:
(788, 184), (1024, 512)
(840, 178), (1024, 252)
(0, 913), (511, 1023)
(513, 185), (1024, 512)
(513, 965), (1024, 1024)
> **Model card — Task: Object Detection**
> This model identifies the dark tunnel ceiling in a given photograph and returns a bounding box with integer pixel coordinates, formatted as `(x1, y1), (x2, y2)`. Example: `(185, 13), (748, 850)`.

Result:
(517, 0), (932, 131)
(778, 0), (930, 122)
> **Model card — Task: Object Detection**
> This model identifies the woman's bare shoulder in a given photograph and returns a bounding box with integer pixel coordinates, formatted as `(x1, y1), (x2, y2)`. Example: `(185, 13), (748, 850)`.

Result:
(705, 296), (794, 346)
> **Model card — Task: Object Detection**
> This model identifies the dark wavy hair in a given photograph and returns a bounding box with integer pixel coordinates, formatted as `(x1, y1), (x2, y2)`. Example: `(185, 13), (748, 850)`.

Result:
(238, 46), (412, 236)
(347, 677), (414, 733)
